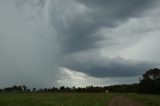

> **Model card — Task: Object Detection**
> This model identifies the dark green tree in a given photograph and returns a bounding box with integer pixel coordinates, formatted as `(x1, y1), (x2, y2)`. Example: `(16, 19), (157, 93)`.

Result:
(139, 68), (160, 94)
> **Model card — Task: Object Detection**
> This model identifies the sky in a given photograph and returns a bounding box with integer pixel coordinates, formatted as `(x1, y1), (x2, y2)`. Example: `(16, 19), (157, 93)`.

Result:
(0, 0), (160, 88)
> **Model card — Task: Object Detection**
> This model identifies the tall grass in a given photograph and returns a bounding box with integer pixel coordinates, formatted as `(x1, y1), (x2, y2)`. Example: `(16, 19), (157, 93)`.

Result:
(0, 93), (112, 106)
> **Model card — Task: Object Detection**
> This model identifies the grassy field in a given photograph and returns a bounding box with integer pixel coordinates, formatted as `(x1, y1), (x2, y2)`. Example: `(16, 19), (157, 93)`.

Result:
(124, 93), (160, 106)
(0, 93), (113, 106)
(1, 92), (160, 106)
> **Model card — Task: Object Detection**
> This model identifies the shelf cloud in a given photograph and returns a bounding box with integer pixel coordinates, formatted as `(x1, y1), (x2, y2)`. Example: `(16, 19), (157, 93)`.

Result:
(0, 0), (159, 88)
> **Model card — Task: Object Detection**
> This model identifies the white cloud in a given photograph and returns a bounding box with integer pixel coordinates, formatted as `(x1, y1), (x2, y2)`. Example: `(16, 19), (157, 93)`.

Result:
(57, 67), (140, 87)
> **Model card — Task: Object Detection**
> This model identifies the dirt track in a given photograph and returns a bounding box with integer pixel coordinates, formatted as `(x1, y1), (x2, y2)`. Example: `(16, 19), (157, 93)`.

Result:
(109, 96), (144, 106)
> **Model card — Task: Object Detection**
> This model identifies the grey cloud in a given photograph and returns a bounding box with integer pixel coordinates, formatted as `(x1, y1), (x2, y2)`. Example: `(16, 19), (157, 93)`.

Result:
(50, 0), (157, 78)
(49, 0), (157, 78)
(50, 0), (155, 54)
(0, 0), (60, 88)
(61, 54), (156, 77)
(15, 0), (45, 8)
(14, 0), (46, 20)
(77, 0), (153, 13)
(0, 0), (159, 88)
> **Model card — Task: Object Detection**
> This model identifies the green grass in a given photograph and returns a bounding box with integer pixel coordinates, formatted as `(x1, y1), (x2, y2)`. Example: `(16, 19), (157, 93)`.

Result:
(0, 93), (113, 106)
(124, 93), (160, 106)
(1, 92), (159, 106)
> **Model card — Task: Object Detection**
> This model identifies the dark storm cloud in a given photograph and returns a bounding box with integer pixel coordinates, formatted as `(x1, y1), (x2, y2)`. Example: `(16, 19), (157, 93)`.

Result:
(49, 0), (157, 77)
(50, 0), (155, 54)
(0, 0), (159, 88)
(61, 55), (155, 77)
(77, 0), (153, 12)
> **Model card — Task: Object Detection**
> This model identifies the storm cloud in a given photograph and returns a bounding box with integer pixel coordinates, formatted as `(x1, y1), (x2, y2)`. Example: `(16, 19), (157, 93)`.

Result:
(50, 0), (157, 77)
(61, 53), (156, 77)
(50, 0), (155, 54)
(0, 0), (60, 88)
(0, 0), (159, 88)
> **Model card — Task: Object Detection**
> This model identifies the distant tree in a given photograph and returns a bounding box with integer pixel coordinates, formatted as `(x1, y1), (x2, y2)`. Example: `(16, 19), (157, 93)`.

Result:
(143, 68), (160, 80)
(32, 88), (36, 92)
(60, 86), (65, 91)
(138, 78), (156, 93)
(0, 88), (3, 93)
(51, 87), (58, 92)
(139, 68), (160, 94)
(22, 85), (27, 92)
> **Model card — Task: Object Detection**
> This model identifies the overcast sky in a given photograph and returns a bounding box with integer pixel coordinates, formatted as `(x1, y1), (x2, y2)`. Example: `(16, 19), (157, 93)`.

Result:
(0, 0), (160, 88)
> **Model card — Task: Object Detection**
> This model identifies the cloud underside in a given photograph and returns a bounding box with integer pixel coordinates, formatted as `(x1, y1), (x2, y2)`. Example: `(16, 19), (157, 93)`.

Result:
(51, 0), (156, 77)
(50, 0), (154, 53)
(61, 54), (155, 77)
(0, 0), (159, 88)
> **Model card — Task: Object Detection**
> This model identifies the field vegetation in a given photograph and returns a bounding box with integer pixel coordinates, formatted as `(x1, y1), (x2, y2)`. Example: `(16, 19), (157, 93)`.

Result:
(1, 92), (160, 106)
(0, 93), (112, 106)
(126, 93), (160, 106)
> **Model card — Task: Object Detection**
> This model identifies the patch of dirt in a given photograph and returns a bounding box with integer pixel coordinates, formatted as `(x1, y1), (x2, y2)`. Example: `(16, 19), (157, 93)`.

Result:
(109, 96), (144, 106)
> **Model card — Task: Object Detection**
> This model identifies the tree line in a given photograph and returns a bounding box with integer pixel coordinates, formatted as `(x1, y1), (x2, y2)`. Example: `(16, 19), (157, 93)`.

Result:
(0, 68), (160, 94)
